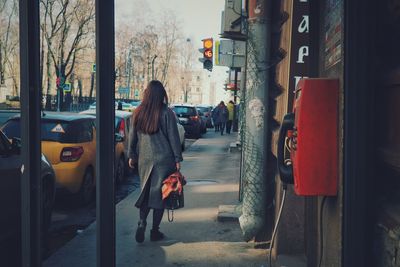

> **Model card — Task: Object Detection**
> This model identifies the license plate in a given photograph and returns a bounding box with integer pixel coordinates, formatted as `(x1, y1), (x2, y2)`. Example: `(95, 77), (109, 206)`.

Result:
(179, 118), (188, 124)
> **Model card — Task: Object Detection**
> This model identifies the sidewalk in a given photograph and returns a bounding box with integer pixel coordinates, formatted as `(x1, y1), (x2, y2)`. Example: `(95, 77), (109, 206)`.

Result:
(44, 132), (268, 267)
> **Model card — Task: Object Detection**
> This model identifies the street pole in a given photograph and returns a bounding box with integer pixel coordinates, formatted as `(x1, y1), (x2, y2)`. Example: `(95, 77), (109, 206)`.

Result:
(57, 56), (63, 112)
(147, 55), (150, 83)
(89, 71), (95, 102)
(239, 0), (273, 242)
(233, 68), (238, 132)
(0, 40), (3, 85)
(185, 88), (188, 103)
(127, 49), (132, 92)
(234, 68), (238, 104)
(151, 55), (157, 80)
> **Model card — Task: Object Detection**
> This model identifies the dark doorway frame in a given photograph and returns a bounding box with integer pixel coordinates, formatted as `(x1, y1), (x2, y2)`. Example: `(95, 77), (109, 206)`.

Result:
(19, 1), (116, 266)
(19, 1), (42, 266)
(95, 1), (116, 266)
(343, 0), (375, 266)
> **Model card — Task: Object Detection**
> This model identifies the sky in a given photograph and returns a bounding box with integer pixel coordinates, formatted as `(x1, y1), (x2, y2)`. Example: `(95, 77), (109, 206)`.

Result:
(115, 0), (231, 104)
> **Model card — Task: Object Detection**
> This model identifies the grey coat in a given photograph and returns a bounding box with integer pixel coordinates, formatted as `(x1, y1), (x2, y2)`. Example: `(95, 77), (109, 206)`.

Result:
(128, 105), (183, 209)
(215, 105), (228, 124)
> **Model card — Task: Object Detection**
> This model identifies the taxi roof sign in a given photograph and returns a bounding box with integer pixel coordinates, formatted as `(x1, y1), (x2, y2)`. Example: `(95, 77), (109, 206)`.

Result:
(51, 124), (65, 133)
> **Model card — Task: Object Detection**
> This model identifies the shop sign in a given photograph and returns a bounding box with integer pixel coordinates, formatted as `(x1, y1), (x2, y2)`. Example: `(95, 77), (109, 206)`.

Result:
(288, 0), (310, 110)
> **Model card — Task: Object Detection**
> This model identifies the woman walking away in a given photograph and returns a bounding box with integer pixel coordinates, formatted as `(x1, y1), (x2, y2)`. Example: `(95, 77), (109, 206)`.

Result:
(216, 101), (229, 135)
(211, 106), (219, 132)
(128, 80), (183, 243)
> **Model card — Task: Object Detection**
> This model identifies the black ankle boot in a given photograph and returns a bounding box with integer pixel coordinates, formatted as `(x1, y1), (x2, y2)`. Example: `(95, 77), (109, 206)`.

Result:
(135, 220), (147, 243)
(150, 229), (165, 241)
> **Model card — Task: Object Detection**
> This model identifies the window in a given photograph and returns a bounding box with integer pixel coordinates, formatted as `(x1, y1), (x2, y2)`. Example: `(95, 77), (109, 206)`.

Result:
(1, 119), (94, 143)
(172, 106), (197, 116)
(78, 120), (94, 142)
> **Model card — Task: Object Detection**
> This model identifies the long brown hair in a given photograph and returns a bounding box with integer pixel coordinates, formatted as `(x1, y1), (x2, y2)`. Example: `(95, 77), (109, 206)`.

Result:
(133, 80), (168, 134)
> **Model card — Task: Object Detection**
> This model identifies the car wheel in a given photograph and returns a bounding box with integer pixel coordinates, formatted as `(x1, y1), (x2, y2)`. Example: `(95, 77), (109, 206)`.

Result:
(116, 156), (126, 184)
(196, 131), (202, 139)
(79, 169), (94, 205)
(42, 176), (55, 233)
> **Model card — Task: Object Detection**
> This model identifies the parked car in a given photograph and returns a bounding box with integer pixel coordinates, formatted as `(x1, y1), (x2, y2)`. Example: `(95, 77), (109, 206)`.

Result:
(88, 102), (96, 110)
(89, 101), (118, 110)
(120, 102), (135, 112)
(5, 96), (20, 109)
(1, 112), (97, 204)
(196, 109), (207, 134)
(80, 109), (132, 183)
(0, 129), (56, 248)
(0, 110), (19, 126)
(172, 111), (186, 151)
(130, 100), (141, 108)
(196, 105), (213, 128)
(171, 104), (202, 139)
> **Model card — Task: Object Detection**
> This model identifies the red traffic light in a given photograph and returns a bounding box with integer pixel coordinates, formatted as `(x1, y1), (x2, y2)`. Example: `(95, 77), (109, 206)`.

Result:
(204, 49), (213, 58)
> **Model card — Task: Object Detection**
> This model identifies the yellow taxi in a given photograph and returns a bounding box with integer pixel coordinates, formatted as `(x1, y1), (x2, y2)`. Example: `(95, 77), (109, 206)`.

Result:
(80, 109), (132, 184)
(1, 112), (97, 204)
(1, 111), (129, 204)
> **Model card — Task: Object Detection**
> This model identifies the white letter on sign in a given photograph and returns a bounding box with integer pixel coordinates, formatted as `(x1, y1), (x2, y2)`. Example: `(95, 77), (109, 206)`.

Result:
(298, 15), (309, 33)
(297, 46), (309, 63)
(294, 76), (308, 90)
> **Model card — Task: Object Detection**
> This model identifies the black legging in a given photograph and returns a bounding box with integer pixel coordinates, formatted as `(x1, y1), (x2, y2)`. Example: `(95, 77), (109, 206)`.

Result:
(140, 206), (164, 230)
(139, 181), (164, 230)
(226, 120), (232, 134)
(220, 122), (226, 134)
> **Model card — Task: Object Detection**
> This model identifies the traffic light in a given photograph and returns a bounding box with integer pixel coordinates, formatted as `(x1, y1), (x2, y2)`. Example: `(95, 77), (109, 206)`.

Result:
(199, 38), (213, 71)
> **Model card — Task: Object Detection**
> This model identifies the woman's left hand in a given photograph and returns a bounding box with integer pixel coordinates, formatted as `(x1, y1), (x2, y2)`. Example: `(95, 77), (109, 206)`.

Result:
(176, 162), (180, 171)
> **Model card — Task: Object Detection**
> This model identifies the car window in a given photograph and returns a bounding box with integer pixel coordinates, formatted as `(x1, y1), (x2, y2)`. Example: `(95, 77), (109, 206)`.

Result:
(2, 119), (94, 143)
(173, 106), (197, 116)
(130, 101), (141, 107)
(1, 120), (21, 140)
(197, 107), (210, 113)
(78, 120), (94, 142)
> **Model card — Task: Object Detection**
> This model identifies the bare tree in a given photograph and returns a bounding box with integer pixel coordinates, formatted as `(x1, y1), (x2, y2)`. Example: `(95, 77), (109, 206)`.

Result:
(41, 0), (94, 110)
(0, 0), (19, 95)
(157, 10), (182, 87)
(113, 5), (198, 103)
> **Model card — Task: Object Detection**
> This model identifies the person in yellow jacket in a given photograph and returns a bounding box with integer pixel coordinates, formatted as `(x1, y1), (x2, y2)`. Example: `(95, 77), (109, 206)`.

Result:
(226, 100), (235, 134)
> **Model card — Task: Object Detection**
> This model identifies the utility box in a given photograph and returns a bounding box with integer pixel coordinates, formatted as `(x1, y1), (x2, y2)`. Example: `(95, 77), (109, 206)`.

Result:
(221, 0), (245, 40)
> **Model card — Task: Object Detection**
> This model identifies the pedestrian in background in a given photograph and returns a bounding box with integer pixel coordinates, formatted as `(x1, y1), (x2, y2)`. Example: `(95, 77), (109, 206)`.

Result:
(117, 101), (123, 110)
(216, 101), (228, 135)
(128, 80), (183, 243)
(226, 100), (235, 134)
(211, 106), (219, 132)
